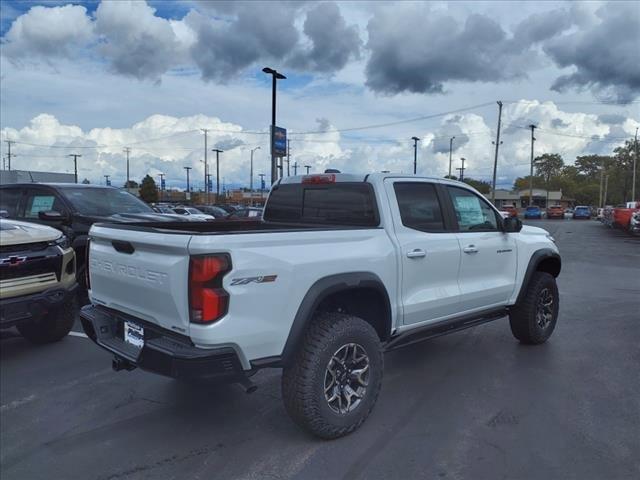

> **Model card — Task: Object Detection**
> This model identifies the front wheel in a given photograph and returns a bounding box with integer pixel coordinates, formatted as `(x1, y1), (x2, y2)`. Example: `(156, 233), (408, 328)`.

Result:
(281, 312), (383, 439)
(509, 272), (559, 345)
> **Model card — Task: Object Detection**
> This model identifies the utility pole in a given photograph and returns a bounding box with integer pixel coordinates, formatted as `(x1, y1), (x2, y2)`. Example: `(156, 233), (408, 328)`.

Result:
(158, 173), (165, 202)
(184, 166), (192, 195)
(304, 165), (311, 174)
(123, 147), (131, 186)
(529, 124), (537, 207)
(292, 162), (298, 175)
(456, 158), (466, 181)
(633, 127), (638, 202)
(599, 160), (605, 208)
(412, 136), (420, 175)
(448, 136), (455, 178)
(491, 101), (503, 204)
(250, 146), (261, 191)
(4, 140), (16, 170)
(286, 139), (291, 177)
(68, 154), (81, 184)
(104, 174), (110, 186)
(201, 129), (209, 202)
(211, 148), (223, 201)
(258, 173), (266, 202)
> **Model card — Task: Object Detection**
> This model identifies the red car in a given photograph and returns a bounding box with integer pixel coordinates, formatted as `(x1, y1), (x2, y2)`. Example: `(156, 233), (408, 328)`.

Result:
(546, 206), (564, 219)
(501, 205), (518, 217)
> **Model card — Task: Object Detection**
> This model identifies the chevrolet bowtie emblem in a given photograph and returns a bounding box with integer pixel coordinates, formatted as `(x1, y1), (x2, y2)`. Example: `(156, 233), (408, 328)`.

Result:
(0, 256), (27, 267)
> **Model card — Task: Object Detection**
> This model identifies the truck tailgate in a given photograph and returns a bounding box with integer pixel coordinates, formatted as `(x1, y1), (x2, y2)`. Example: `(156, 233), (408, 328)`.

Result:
(88, 225), (192, 335)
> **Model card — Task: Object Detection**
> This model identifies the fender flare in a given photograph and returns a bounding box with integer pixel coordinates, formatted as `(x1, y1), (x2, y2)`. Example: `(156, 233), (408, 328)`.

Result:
(280, 272), (392, 367)
(515, 248), (561, 305)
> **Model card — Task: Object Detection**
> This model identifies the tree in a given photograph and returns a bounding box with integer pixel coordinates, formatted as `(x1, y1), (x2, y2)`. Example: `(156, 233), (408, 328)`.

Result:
(462, 177), (491, 194)
(575, 155), (611, 179)
(81, 178), (90, 184)
(124, 180), (139, 189)
(139, 175), (158, 203)
(534, 153), (564, 185)
(513, 175), (545, 191)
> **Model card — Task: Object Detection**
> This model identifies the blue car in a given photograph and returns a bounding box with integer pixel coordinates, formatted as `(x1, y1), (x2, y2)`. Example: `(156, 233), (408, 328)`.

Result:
(573, 205), (591, 219)
(524, 206), (542, 219)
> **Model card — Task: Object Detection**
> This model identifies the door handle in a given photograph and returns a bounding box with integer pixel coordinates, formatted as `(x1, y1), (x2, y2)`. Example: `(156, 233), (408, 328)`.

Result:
(406, 249), (426, 259)
(463, 245), (479, 254)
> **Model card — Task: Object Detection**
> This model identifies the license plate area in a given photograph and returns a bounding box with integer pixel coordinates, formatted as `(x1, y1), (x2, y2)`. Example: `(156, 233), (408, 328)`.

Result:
(124, 321), (144, 349)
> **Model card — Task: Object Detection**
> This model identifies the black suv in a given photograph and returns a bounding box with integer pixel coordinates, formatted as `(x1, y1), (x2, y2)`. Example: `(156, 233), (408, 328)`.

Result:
(0, 183), (182, 294)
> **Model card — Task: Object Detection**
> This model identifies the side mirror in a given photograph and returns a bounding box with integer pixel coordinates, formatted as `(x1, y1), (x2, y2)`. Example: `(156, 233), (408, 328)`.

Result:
(503, 216), (522, 233)
(38, 210), (68, 222)
(0, 209), (8, 218)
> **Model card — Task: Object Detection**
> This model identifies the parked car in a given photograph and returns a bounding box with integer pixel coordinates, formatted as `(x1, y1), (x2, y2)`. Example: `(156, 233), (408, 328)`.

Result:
(227, 207), (263, 219)
(1, 218), (78, 344)
(546, 205), (564, 219)
(193, 205), (228, 218)
(629, 210), (640, 235)
(500, 205), (518, 218)
(212, 204), (237, 214)
(81, 173), (561, 439)
(171, 207), (215, 221)
(611, 202), (640, 229)
(572, 206), (591, 219)
(524, 206), (542, 219)
(0, 183), (185, 293)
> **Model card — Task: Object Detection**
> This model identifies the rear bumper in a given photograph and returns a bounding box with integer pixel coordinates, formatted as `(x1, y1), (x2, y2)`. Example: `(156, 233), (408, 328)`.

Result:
(80, 304), (249, 384)
(0, 283), (78, 328)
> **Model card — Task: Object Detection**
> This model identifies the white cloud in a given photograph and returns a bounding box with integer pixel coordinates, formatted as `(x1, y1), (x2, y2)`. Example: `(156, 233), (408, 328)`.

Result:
(1, 4), (94, 60)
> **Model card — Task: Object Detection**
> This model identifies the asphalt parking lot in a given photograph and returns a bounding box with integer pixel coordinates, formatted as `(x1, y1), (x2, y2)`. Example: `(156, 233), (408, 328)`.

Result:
(1, 219), (639, 480)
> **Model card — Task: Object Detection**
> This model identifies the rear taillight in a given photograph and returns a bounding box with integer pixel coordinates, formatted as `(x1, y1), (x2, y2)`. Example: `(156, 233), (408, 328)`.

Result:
(189, 254), (231, 324)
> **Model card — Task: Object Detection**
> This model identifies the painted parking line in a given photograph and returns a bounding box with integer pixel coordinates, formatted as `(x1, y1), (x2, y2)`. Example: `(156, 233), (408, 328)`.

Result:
(68, 331), (88, 338)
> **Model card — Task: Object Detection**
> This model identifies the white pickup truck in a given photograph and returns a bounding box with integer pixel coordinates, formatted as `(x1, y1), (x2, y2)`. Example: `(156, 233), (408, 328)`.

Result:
(80, 173), (561, 438)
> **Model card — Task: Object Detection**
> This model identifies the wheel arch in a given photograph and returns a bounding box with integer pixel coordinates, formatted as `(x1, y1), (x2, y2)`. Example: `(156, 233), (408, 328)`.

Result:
(515, 249), (561, 305)
(280, 272), (392, 367)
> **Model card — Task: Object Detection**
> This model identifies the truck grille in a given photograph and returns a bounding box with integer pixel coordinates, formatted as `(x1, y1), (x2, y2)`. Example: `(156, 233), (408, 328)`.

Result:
(0, 245), (62, 281)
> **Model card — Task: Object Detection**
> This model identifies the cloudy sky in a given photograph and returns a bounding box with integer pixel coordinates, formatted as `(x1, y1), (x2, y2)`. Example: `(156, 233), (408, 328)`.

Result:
(0, 0), (638, 190)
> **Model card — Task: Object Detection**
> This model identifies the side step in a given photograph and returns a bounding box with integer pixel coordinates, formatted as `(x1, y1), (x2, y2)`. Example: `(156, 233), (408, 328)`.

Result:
(385, 307), (508, 351)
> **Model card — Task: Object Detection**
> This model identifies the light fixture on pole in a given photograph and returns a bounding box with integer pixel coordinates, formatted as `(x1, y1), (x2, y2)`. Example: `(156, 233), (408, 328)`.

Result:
(211, 148), (224, 201)
(262, 67), (286, 186)
(411, 136), (420, 175)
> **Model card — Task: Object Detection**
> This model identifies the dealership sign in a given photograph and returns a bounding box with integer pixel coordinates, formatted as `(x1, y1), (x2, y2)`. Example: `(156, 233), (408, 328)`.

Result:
(272, 126), (287, 157)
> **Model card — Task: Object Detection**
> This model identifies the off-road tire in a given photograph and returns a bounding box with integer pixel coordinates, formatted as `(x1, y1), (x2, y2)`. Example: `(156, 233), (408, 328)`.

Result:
(509, 272), (559, 345)
(18, 295), (77, 344)
(282, 312), (383, 439)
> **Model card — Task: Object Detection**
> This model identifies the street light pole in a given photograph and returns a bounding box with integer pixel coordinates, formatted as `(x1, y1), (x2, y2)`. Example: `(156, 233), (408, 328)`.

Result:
(250, 146), (261, 191)
(411, 136), (420, 175)
(529, 124), (537, 207)
(633, 127), (638, 202)
(201, 129), (209, 202)
(69, 154), (81, 184)
(123, 147), (131, 186)
(292, 162), (298, 175)
(184, 166), (192, 195)
(457, 158), (466, 181)
(104, 174), (110, 186)
(211, 149), (223, 201)
(262, 67), (286, 186)
(448, 136), (455, 178)
(258, 173), (266, 203)
(304, 165), (311, 174)
(158, 173), (165, 202)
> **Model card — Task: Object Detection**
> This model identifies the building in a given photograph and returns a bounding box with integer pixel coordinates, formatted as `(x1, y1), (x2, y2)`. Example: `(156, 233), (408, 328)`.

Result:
(488, 189), (574, 209)
(0, 170), (75, 185)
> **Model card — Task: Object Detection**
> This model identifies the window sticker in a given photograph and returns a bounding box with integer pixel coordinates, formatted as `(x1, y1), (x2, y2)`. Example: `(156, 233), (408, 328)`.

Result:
(29, 196), (55, 216)
(455, 195), (484, 227)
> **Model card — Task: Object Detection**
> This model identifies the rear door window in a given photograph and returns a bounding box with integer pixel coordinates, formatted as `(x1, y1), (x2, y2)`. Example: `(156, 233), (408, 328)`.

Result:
(0, 188), (22, 217)
(393, 182), (446, 232)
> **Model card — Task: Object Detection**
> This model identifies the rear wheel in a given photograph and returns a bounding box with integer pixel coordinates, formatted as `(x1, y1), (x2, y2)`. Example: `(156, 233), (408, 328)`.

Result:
(282, 312), (383, 439)
(509, 272), (559, 345)
(18, 295), (77, 344)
